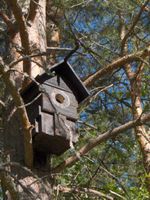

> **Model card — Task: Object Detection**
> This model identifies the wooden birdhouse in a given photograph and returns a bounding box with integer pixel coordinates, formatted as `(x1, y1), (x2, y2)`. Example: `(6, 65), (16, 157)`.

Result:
(21, 61), (89, 158)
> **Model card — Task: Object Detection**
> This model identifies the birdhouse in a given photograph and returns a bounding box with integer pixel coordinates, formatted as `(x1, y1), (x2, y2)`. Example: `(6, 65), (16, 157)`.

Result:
(21, 61), (89, 157)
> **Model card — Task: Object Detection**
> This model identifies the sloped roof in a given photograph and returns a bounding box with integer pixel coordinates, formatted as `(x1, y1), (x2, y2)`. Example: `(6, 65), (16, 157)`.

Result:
(35, 61), (90, 103)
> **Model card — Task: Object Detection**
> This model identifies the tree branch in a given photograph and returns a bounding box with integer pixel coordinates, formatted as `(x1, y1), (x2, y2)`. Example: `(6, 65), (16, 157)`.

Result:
(0, 172), (20, 200)
(84, 47), (150, 87)
(8, 48), (76, 69)
(0, 58), (33, 168)
(0, 99), (5, 107)
(4, 0), (31, 76)
(51, 112), (150, 173)
(47, 47), (73, 52)
(121, 0), (149, 49)
(54, 185), (114, 200)
(0, 11), (15, 32)
(104, 90), (131, 108)
(27, 0), (40, 21)
(64, 41), (79, 62)
(99, 163), (129, 197)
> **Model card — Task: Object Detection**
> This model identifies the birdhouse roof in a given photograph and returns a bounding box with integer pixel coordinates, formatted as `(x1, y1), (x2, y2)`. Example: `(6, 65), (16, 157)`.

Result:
(35, 61), (89, 103)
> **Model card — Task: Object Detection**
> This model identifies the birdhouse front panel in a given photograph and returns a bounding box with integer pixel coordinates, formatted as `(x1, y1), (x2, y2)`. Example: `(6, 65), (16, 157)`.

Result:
(41, 82), (78, 120)
(21, 61), (89, 156)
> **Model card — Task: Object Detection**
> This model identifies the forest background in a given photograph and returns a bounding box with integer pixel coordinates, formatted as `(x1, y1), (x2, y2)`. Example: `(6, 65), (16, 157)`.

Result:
(0, 0), (150, 199)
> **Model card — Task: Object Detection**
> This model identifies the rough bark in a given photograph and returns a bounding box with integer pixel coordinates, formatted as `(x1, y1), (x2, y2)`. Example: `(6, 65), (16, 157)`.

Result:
(0, 59), (33, 168)
(1, 0), (53, 199)
(125, 63), (150, 192)
(3, 0), (47, 166)
(120, 17), (150, 193)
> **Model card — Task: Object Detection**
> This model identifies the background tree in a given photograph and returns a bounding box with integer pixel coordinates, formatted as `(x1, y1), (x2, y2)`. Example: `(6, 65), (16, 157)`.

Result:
(0, 0), (150, 199)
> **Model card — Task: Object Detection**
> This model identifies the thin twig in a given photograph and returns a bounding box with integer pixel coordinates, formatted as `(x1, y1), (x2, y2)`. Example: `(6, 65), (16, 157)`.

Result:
(0, 11), (15, 32)
(54, 185), (114, 200)
(121, 0), (150, 49)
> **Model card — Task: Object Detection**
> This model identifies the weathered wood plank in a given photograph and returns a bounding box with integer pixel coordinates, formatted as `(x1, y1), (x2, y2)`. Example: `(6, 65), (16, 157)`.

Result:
(39, 112), (54, 136)
(41, 86), (78, 120)
(45, 76), (72, 92)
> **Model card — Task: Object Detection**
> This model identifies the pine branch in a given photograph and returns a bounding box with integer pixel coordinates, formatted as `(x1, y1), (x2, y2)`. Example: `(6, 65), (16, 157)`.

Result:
(0, 11), (15, 32)
(51, 112), (150, 173)
(121, 0), (150, 49)
(54, 185), (114, 200)
(84, 47), (150, 87)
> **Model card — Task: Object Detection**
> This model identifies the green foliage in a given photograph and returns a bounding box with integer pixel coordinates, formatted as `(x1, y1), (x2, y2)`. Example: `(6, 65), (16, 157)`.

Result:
(0, 0), (149, 199)
(50, 0), (150, 198)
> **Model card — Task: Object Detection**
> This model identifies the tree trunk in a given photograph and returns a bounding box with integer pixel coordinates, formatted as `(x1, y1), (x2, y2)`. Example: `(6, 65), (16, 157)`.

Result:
(120, 20), (150, 193)
(1, 0), (61, 199)
(125, 65), (150, 192)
